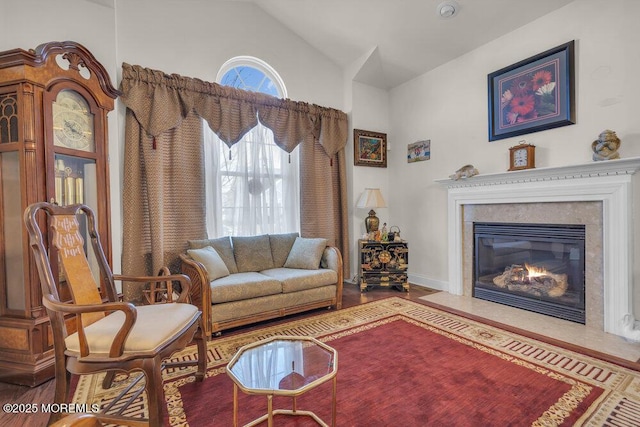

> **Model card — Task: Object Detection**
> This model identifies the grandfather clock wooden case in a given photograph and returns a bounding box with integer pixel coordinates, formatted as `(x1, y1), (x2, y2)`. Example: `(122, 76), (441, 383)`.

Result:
(0, 41), (118, 385)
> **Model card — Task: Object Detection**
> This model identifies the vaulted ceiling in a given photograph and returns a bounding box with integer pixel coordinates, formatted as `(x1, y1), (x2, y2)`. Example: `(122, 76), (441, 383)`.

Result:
(243, 0), (576, 89)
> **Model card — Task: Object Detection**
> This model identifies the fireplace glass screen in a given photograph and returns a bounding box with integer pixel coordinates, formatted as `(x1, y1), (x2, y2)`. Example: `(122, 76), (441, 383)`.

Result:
(474, 222), (585, 324)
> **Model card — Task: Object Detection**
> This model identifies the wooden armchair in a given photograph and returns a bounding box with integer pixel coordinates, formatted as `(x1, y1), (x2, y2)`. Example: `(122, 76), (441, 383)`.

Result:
(24, 202), (206, 427)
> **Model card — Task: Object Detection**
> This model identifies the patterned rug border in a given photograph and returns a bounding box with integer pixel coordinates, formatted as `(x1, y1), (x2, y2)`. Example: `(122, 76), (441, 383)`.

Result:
(75, 297), (640, 426)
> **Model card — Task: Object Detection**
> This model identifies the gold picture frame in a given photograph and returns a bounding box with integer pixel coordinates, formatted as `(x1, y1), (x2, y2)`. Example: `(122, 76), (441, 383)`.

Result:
(354, 129), (387, 168)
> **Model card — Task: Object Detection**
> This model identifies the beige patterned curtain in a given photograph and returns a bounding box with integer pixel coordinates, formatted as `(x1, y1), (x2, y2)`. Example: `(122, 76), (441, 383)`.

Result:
(121, 109), (206, 302)
(120, 63), (349, 301)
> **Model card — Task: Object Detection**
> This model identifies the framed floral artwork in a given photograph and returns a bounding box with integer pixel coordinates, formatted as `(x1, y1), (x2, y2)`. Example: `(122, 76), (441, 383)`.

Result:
(488, 41), (575, 141)
(354, 129), (387, 167)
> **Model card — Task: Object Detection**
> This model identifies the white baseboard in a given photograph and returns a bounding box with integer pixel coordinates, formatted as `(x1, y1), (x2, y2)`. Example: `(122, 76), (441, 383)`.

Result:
(408, 273), (448, 291)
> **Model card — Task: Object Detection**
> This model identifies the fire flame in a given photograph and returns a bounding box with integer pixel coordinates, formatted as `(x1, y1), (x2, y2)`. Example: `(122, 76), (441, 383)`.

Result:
(524, 263), (548, 278)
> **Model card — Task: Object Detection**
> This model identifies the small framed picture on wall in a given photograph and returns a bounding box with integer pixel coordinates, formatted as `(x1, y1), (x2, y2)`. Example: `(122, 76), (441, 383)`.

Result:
(354, 129), (387, 168)
(407, 140), (430, 163)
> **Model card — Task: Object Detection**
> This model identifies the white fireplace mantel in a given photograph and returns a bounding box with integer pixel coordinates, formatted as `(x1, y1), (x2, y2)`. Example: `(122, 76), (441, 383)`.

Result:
(436, 157), (640, 337)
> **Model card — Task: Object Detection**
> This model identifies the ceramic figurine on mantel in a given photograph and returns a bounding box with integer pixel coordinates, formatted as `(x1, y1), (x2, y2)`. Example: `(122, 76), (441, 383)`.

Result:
(592, 129), (621, 161)
(449, 164), (479, 180)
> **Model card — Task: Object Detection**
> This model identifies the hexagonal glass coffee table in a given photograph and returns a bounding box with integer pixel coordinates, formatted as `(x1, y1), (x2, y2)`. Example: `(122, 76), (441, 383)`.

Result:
(226, 335), (338, 427)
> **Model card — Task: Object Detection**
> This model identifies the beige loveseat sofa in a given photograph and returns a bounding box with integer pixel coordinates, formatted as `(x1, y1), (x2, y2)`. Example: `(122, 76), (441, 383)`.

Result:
(180, 233), (343, 337)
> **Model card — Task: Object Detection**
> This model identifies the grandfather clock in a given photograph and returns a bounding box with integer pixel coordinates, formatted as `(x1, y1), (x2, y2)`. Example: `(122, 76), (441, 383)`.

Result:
(0, 41), (118, 385)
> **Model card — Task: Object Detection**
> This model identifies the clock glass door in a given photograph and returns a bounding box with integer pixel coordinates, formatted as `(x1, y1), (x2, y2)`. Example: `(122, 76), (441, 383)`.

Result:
(0, 151), (25, 312)
(49, 87), (102, 293)
(53, 154), (96, 207)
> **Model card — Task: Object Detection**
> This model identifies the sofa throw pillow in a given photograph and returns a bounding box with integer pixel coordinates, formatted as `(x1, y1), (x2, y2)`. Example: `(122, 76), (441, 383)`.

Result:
(284, 237), (327, 270)
(232, 235), (275, 272)
(269, 232), (300, 268)
(188, 236), (238, 274)
(187, 246), (230, 281)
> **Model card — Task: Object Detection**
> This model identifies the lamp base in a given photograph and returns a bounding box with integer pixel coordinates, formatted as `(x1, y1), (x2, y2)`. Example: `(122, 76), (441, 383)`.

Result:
(365, 210), (380, 233)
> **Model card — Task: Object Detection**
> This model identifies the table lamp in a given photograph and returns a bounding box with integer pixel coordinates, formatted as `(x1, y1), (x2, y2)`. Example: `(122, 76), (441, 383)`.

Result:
(356, 188), (386, 233)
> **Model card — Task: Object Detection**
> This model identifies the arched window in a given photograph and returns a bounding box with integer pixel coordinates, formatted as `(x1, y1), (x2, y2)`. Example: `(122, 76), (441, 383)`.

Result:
(204, 57), (300, 237)
(217, 56), (287, 98)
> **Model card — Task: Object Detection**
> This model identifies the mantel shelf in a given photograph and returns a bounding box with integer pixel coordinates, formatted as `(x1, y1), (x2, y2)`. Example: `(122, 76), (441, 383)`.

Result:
(435, 156), (640, 188)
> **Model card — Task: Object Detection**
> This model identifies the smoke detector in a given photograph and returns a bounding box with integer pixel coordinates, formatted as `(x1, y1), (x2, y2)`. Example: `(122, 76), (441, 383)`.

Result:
(437, 1), (460, 19)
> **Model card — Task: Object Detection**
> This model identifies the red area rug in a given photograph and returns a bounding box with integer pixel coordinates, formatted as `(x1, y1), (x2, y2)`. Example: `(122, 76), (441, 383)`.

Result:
(73, 298), (640, 426)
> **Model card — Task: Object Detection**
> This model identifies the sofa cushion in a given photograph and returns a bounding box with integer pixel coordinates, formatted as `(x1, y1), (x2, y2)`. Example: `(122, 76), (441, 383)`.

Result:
(188, 237), (238, 274)
(232, 235), (275, 272)
(261, 268), (338, 293)
(269, 232), (300, 268)
(187, 246), (230, 281)
(209, 272), (282, 303)
(284, 237), (327, 270)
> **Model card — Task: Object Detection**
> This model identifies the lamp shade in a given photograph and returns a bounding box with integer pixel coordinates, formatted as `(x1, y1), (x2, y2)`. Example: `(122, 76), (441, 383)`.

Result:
(356, 188), (386, 209)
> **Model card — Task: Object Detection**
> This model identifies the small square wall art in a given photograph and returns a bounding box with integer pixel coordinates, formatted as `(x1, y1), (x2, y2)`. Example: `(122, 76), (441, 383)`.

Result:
(407, 140), (430, 163)
(354, 129), (387, 167)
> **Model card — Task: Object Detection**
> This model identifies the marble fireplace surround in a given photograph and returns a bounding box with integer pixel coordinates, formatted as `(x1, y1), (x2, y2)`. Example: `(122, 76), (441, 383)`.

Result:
(436, 157), (640, 338)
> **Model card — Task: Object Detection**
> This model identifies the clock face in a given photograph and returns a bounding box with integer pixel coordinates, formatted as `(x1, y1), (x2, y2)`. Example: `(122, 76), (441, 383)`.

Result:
(52, 90), (95, 152)
(513, 148), (528, 167)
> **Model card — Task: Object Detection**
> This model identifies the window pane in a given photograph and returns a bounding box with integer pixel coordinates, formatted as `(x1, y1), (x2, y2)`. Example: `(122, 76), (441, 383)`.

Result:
(221, 66), (275, 95)
(208, 59), (297, 237)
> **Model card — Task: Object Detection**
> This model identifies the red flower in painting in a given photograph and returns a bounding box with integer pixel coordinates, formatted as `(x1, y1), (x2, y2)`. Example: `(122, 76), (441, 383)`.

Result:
(500, 66), (557, 127)
(531, 70), (552, 91)
(510, 95), (535, 116)
(510, 76), (532, 96)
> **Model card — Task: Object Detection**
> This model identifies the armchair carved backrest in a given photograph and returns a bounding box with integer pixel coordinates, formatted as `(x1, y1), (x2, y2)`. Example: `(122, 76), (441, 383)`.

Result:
(25, 203), (118, 351)
(24, 202), (206, 427)
(50, 212), (105, 326)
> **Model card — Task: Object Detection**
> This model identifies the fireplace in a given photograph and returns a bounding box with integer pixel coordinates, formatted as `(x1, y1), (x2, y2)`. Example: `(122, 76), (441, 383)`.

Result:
(436, 157), (640, 338)
(473, 222), (585, 323)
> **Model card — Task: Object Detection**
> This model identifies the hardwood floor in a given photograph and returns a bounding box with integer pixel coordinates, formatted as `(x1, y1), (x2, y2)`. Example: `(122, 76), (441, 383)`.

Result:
(0, 282), (437, 427)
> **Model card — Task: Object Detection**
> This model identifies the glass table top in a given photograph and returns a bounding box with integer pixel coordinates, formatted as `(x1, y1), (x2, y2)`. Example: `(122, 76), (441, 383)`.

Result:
(227, 335), (337, 394)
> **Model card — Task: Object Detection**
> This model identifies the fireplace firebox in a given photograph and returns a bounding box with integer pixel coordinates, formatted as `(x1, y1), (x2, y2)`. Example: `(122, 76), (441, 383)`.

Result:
(473, 222), (585, 324)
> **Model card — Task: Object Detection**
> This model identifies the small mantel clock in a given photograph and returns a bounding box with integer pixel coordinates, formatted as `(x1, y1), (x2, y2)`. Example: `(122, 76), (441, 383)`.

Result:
(0, 41), (119, 385)
(508, 143), (536, 171)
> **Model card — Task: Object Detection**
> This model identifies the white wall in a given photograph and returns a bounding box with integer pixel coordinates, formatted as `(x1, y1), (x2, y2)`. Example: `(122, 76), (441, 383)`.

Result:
(347, 82), (390, 277)
(389, 0), (640, 293)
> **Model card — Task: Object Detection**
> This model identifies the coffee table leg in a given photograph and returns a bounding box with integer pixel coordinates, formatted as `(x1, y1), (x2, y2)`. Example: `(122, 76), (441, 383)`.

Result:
(233, 384), (239, 427)
(332, 376), (337, 427)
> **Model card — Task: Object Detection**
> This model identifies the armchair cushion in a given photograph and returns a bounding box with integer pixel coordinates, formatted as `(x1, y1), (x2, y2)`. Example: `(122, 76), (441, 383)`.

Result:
(64, 303), (200, 356)
(188, 237), (238, 273)
(187, 246), (230, 281)
(232, 235), (275, 272)
(284, 237), (327, 270)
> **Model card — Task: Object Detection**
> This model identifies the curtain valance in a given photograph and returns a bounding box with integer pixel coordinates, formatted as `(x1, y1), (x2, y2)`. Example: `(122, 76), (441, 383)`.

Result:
(120, 63), (348, 156)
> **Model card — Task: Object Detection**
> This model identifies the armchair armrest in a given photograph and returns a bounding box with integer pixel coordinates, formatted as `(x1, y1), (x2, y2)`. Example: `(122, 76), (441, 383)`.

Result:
(42, 294), (137, 358)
